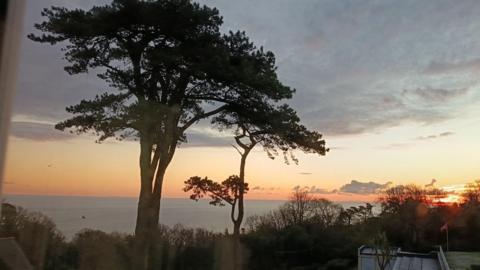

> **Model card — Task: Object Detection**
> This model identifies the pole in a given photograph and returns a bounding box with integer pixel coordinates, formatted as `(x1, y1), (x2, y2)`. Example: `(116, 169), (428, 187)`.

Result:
(0, 0), (25, 213)
(446, 225), (449, 252)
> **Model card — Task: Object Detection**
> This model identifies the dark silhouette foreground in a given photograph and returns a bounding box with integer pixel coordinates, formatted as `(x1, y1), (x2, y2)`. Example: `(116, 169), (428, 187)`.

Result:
(2, 181), (480, 270)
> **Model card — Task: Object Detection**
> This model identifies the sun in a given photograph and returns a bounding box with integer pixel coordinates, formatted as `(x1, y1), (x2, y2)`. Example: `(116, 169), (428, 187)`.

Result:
(436, 193), (462, 204)
(429, 184), (468, 205)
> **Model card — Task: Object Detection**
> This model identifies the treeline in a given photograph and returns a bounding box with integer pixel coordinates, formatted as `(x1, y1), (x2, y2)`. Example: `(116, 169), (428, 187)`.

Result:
(1, 181), (480, 270)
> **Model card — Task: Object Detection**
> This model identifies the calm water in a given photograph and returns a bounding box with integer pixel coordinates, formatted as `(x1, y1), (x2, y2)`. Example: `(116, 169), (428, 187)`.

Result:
(2, 195), (370, 239)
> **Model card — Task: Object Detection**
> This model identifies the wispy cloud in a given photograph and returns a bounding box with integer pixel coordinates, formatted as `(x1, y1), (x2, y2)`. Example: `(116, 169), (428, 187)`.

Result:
(252, 186), (280, 192)
(403, 87), (470, 103)
(414, 131), (455, 141)
(424, 58), (480, 74)
(378, 131), (455, 149)
(9, 121), (75, 141)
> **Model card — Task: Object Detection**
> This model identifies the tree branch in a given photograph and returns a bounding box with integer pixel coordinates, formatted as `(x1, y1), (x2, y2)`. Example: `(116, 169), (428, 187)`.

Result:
(209, 189), (234, 206)
(234, 135), (248, 149)
(231, 144), (243, 156)
(180, 105), (228, 132)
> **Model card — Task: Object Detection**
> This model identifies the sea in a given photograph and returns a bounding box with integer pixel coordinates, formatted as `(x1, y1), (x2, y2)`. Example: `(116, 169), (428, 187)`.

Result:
(2, 195), (371, 239)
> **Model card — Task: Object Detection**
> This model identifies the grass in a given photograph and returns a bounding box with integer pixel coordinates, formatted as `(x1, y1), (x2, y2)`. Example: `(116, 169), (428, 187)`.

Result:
(446, 252), (480, 270)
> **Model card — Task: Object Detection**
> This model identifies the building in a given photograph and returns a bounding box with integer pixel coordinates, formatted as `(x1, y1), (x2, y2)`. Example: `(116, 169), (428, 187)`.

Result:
(358, 245), (451, 270)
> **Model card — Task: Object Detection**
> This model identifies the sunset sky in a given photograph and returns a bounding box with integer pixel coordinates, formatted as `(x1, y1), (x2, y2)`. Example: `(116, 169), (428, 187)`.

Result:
(4, 0), (480, 201)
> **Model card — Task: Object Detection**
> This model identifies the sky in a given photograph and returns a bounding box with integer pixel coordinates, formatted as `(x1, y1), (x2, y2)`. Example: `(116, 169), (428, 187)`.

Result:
(4, 0), (480, 201)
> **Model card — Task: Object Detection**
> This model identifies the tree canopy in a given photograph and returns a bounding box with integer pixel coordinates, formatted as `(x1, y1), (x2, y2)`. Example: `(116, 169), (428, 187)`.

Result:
(214, 103), (327, 163)
(28, 0), (294, 145)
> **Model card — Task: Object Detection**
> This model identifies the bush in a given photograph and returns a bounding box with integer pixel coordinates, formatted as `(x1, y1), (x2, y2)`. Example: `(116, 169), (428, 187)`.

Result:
(0, 203), (67, 269)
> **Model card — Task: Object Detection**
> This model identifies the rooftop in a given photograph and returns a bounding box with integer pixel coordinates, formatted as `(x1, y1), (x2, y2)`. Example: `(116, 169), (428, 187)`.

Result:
(392, 254), (440, 270)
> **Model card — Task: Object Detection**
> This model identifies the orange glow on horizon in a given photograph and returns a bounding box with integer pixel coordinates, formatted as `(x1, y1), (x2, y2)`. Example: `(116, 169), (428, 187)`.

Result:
(3, 135), (478, 202)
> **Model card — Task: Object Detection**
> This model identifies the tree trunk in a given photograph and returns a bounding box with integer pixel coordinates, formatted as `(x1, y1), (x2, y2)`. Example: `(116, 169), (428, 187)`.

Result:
(236, 152), (247, 236)
(232, 145), (252, 270)
(232, 219), (241, 270)
(133, 134), (171, 270)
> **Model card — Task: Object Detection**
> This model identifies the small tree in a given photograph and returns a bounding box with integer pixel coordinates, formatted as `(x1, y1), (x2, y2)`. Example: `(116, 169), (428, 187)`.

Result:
(184, 175), (247, 228)
(185, 103), (327, 234)
(372, 232), (395, 270)
(185, 104), (327, 268)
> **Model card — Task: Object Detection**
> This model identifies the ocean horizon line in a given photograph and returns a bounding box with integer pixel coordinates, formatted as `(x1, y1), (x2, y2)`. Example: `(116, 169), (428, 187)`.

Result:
(2, 192), (375, 204)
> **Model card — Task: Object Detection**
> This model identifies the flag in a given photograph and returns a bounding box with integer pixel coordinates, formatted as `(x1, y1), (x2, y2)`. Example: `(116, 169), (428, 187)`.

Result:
(440, 222), (448, 232)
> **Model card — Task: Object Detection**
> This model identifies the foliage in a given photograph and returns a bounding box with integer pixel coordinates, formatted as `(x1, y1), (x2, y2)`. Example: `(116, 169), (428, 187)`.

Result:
(0, 203), (67, 270)
(371, 232), (395, 270)
(149, 224), (220, 270)
(71, 229), (131, 270)
(244, 194), (365, 269)
(462, 180), (480, 207)
(29, 0), (294, 145)
(214, 103), (327, 164)
(246, 190), (343, 231)
(4, 181), (480, 269)
(184, 175), (248, 207)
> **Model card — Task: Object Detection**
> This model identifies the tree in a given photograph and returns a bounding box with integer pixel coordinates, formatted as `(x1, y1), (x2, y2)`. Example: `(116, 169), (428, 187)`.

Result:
(372, 232), (395, 270)
(183, 174), (249, 270)
(309, 198), (343, 227)
(246, 191), (342, 230)
(184, 175), (248, 235)
(210, 102), (327, 236)
(378, 184), (435, 249)
(219, 103), (327, 233)
(282, 189), (314, 225)
(29, 0), (306, 268)
(185, 104), (327, 268)
(462, 180), (480, 207)
(378, 184), (428, 214)
(0, 203), (67, 270)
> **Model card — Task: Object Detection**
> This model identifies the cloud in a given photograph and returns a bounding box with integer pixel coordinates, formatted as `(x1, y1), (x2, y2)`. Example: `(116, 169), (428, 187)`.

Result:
(424, 58), (480, 74)
(14, 0), (480, 143)
(8, 118), (235, 146)
(251, 186), (280, 192)
(292, 181), (392, 195)
(339, 180), (392, 194)
(308, 186), (335, 194)
(414, 131), (454, 141)
(9, 121), (75, 141)
(403, 87), (470, 103)
(378, 131), (454, 149)
(301, 87), (469, 136)
(299, 172), (312, 175)
(291, 185), (335, 194)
